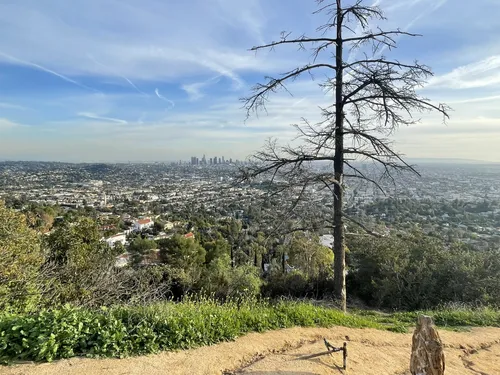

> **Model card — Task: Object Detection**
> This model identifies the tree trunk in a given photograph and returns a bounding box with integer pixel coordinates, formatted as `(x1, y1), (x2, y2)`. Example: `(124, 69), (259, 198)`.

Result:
(410, 315), (445, 375)
(333, 0), (346, 312)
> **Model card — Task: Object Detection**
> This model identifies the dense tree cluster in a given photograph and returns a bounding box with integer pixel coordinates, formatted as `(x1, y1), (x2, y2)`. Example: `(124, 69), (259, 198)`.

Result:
(1, 200), (499, 313)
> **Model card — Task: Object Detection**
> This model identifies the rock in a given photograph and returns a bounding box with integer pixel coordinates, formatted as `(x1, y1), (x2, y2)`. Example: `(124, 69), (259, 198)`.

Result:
(410, 315), (445, 375)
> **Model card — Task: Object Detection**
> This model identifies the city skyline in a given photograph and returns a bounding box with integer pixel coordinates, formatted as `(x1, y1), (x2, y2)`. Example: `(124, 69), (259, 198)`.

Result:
(1, 0), (500, 162)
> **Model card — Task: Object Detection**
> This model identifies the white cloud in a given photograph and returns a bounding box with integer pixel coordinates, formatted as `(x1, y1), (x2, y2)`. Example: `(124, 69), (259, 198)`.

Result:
(0, 51), (98, 92)
(0, 102), (27, 110)
(0, 118), (22, 129)
(77, 112), (128, 124)
(428, 56), (500, 89)
(154, 89), (175, 108)
(182, 76), (221, 101)
(0, 0), (499, 162)
(87, 54), (148, 96)
(0, 0), (279, 83)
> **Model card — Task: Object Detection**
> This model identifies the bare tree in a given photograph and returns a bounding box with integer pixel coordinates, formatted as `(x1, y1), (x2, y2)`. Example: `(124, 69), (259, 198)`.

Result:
(240, 0), (450, 311)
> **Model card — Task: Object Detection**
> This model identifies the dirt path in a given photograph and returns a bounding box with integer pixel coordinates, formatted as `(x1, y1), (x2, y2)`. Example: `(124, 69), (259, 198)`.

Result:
(2, 326), (499, 375)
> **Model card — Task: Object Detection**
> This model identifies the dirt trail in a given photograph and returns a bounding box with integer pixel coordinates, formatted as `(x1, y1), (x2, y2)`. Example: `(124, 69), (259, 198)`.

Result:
(2, 326), (499, 375)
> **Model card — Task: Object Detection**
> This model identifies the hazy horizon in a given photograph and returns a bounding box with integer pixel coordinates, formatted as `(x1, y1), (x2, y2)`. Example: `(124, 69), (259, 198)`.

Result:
(1, 157), (499, 167)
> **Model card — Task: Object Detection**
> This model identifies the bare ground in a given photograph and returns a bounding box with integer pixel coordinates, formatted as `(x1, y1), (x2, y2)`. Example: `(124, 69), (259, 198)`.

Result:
(2, 326), (499, 375)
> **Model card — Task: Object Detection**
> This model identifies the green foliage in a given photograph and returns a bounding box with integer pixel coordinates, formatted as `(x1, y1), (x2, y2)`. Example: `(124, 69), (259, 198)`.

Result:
(0, 300), (382, 363)
(226, 265), (263, 300)
(389, 305), (500, 328)
(42, 217), (116, 305)
(45, 217), (111, 269)
(3, 298), (498, 364)
(158, 235), (206, 293)
(203, 237), (230, 264)
(0, 202), (44, 312)
(128, 237), (158, 266)
(199, 254), (232, 298)
(280, 232), (333, 278)
(262, 270), (335, 299)
(158, 235), (206, 269)
(200, 256), (262, 300)
(347, 232), (500, 310)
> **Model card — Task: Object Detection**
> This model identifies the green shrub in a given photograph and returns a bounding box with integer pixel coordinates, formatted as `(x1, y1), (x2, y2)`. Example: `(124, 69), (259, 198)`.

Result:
(347, 232), (500, 310)
(262, 270), (334, 299)
(0, 299), (380, 363)
(0, 202), (44, 313)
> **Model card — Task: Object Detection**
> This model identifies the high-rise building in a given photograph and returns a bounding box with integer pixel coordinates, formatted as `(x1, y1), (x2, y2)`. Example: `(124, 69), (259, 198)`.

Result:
(209, 158), (213, 165)
(202, 154), (206, 165)
(218, 157), (222, 164)
(229, 158), (233, 164)
(221, 156), (225, 164)
(214, 156), (218, 165)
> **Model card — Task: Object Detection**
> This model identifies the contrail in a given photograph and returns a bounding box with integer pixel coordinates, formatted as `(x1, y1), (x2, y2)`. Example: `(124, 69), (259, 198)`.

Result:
(78, 112), (128, 124)
(87, 54), (148, 96)
(155, 88), (175, 108)
(0, 51), (99, 92)
(377, 0), (449, 56)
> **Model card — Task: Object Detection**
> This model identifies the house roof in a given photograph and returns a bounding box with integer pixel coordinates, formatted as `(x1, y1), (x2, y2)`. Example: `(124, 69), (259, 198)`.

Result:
(184, 232), (195, 239)
(137, 218), (152, 225)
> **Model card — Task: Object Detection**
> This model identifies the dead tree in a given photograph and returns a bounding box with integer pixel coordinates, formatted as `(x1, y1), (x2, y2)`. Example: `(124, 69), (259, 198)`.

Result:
(240, 0), (449, 312)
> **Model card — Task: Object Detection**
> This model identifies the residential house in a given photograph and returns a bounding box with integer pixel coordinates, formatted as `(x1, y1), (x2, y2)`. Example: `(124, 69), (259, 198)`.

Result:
(133, 218), (154, 232)
(106, 233), (126, 247)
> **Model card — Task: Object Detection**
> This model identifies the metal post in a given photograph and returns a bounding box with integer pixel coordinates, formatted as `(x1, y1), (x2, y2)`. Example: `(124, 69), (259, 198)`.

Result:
(343, 342), (347, 370)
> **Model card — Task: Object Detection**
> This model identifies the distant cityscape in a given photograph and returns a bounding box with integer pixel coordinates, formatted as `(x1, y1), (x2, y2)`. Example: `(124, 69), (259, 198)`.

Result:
(188, 155), (239, 166)
(0, 160), (499, 254)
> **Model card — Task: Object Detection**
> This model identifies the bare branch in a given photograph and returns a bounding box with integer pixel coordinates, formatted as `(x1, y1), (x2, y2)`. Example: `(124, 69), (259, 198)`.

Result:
(344, 30), (421, 43)
(242, 63), (337, 116)
(250, 35), (337, 52)
(344, 213), (384, 238)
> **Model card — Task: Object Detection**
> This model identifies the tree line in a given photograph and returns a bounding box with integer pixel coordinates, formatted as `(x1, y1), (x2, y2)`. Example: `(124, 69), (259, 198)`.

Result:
(2, 201), (499, 314)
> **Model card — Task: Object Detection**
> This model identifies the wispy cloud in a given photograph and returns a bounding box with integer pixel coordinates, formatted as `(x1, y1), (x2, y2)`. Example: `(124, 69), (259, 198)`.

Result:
(154, 89), (175, 108)
(87, 54), (148, 96)
(0, 102), (27, 110)
(77, 112), (128, 124)
(447, 94), (500, 104)
(405, 0), (449, 31)
(428, 55), (500, 89)
(182, 76), (221, 101)
(0, 51), (98, 93)
(0, 0), (499, 162)
(0, 118), (22, 130)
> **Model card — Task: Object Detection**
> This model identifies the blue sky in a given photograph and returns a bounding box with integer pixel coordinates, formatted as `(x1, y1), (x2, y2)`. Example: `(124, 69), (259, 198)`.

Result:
(1, 0), (500, 162)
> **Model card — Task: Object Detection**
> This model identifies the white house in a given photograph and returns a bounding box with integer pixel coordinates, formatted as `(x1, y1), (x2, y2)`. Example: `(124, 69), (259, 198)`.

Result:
(106, 233), (126, 247)
(133, 218), (154, 232)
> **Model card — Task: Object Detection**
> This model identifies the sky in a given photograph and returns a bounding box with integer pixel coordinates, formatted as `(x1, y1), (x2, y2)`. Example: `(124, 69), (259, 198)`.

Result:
(0, 0), (500, 163)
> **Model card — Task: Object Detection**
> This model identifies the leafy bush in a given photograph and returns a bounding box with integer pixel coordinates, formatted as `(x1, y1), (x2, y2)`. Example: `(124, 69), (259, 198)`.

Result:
(347, 232), (500, 310)
(226, 265), (262, 300)
(0, 202), (44, 313)
(262, 270), (335, 299)
(0, 300), (381, 363)
(199, 256), (262, 300)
